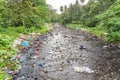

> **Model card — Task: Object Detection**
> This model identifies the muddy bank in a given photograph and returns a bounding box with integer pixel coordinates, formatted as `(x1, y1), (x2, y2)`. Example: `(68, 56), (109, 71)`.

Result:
(12, 24), (120, 80)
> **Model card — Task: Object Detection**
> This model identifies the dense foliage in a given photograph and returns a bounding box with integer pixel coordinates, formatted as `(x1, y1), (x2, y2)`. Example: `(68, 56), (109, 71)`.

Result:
(59, 0), (120, 43)
(0, 0), (49, 28)
(96, 0), (120, 42)
(0, 0), (50, 79)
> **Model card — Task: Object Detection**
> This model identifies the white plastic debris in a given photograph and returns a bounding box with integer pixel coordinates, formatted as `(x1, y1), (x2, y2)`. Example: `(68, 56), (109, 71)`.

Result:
(48, 50), (54, 54)
(8, 71), (14, 74)
(12, 38), (22, 47)
(103, 45), (109, 48)
(73, 66), (94, 73)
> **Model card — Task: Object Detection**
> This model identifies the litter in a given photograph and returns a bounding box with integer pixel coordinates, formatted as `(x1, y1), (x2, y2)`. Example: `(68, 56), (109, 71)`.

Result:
(11, 56), (16, 61)
(39, 64), (43, 68)
(35, 49), (40, 55)
(79, 45), (86, 49)
(16, 54), (21, 59)
(13, 38), (22, 47)
(48, 50), (54, 54)
(115, 45), (120, 49)
(8, 71), (14, 74)
(73, 66), (94, 73)
(33, 55), (39, 59)
(21, 41), (29, 47)
(103, 45), (109, 48)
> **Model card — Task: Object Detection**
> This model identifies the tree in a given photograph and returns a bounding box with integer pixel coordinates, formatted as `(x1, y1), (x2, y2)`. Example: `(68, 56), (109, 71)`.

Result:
(76, 0), (79, 5)
(1, 0), (48, 27)
(60, 6), (64, 12)
(64, 5), (67, 11)
(80, 0), (85, 4)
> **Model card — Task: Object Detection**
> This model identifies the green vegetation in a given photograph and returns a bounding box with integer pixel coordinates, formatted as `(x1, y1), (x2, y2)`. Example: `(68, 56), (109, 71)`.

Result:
(0, 0), (49, 28)
(0, 0), (120, 79)
(59, 0), (120, 44)
(0, 0), (51, 79)
(0, 26), (48, 79)
(67, 23), (107, 39)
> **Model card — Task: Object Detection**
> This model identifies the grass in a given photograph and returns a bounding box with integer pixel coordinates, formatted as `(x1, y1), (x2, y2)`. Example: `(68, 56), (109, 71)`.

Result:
(0, 70), (12, 80)
(0, 25), (48, 79)
(66, 23), (107, 39)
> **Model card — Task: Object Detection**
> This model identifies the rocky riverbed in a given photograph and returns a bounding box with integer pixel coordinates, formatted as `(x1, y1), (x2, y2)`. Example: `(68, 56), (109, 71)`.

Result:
(12, 24), (120, 80)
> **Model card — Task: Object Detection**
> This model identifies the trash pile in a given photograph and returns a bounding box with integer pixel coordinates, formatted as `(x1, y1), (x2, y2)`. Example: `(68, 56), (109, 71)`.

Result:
(102, 43), (120, 49)
(12, 33), (41, 48)
(8, 32), (50, 80)
(6, 25), (120, 80)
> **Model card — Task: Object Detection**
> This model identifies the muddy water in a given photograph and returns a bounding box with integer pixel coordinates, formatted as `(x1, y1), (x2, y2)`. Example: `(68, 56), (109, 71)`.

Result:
(13, 24), (120, 80)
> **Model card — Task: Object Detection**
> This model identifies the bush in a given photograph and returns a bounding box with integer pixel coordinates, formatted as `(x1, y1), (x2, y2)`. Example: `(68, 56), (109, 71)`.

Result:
(85, 18), (99, 27)
(0, 34), (11, 47)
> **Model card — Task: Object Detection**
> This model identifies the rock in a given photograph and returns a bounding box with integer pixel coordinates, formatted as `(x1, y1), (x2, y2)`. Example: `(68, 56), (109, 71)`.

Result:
(19, 54), (26, 62)
(19, 67), (30, 76)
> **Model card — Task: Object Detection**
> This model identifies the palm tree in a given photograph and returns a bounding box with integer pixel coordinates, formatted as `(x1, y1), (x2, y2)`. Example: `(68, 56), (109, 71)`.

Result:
(64, 5), (67, 11)
(80, 0), (85, 5)
(76, 0), (79, 5)
(60, 6), (63, 12)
